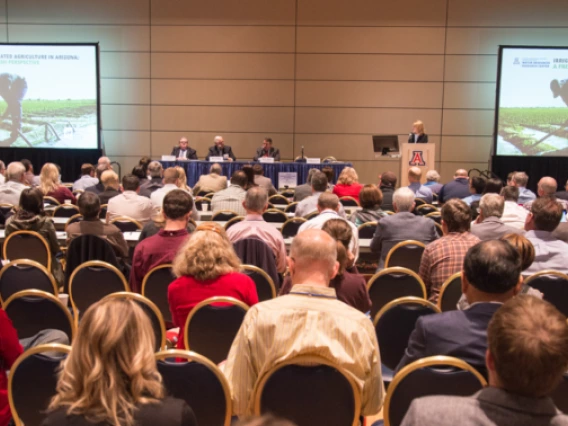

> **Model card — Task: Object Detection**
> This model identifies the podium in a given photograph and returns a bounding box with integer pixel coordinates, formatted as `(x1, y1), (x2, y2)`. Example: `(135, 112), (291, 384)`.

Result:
(399, 143), (436, 187)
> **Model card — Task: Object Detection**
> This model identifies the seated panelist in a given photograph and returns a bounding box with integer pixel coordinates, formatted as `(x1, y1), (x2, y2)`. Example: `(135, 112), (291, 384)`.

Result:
(253, 137), (281, 161)
(171, 137), (197, 160)
(408, 120), (428, 143)
(206, 135), (236, 161)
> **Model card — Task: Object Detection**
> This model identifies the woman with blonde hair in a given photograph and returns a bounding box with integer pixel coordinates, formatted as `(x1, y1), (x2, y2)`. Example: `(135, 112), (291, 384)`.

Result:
(42, 298), (197, 426)
(408, 119), (428, 143)
(174, 166), (192, 193)
(168, 223), (258, 350)
(40, 162), (76, 204)
(332, 167), (364, 202)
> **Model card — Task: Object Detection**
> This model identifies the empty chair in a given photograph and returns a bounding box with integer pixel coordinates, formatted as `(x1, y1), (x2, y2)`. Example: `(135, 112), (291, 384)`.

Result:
(383, 356), (487, 426)
(0, 260), (57, 304)
(3, 290), (74, 342)
(437, 272), (462, 312)
(367, 267), (427, 319)
(415, 204), (438, 216)
(52, 204), (80, 218)
(269, 194), (290, 206)
(339, 196), (360, 207)
(9, 344), (71, 426)
(3, 230), (51, 271)
(305, 211), (319, 220)
(357, 222), (377, 239)
(64, 214), (83, 230)
(262, 209), (288, 223)
(109, 216), (143, 232)
(212, 210), (239, 222)
(141, 264), (176, 324)
(253, 355), (360, 426)
(524, 270), (568, 316)
(156, 350), (232, 426)
(184, 296), (249, 364)
(384, 240), (426, 273)
(241, 264), (276, 301)
(414, 198), (427, 207)
(281, 217), (307, 238)
(233, 237), (279, 288)
(224, 216), (244, 230)
(284, 202), (298, 213)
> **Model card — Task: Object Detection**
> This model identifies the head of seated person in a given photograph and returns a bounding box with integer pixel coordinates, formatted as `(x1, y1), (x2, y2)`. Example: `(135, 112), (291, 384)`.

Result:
(162, 189), (193, 224)
(392, 187), (415, 213)
(15, 187), (45, 219)
(310, 171), (328, 194)
(525, 196), (562, 232)
(101, 170), (119, 191)
(252, 164), (264, 177)
(78, 191), (101, 221)
(359, 184), (383, 211)
(39, 163), (61, 194)
(122, 174), (140, 193)
(162, 167), (180, 186)
(500, 185), (519, 203)
(317, 192), (340, 213)
(241, 165), (256, 190)
(230, 170), (248, 189)
(210, 163), (222, 176)
(288, 229), (339, 287)
(131, 165), (146, 182)
(138, 156), (151, 175)
(426, 170), (440, 184)
(94, 164), (108, 182)
(6, 161), (26, 184)
(379, 171), (397, 188)
(482, 178), (503, 195)
(97, 156), (112, 170)
(478, 193), (505, 221)
(321, 219), (354, 275)
(321, 166), (335, 185)
(408, 166), (422, 184)
(511, 171), (529, 188)
(80, 163), (95, 178)
(337, 167), (359, 187)
(469, 176), (486, 195)
(441, 199), (471, 234)
(147, 161), (163, 180)
(243, 186), (268, 216)
(500, 233), (534, 272)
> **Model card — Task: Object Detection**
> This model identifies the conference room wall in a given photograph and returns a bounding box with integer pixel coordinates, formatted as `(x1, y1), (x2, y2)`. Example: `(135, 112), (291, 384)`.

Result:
(3, 0), (568, 185)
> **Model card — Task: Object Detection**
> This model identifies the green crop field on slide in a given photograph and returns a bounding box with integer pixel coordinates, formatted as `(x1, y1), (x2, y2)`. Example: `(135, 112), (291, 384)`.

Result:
(0, 99), (96, 117)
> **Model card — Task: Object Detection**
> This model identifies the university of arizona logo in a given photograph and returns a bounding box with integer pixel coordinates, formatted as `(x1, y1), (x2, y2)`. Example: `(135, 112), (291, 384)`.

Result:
(409, 151), (426, 166)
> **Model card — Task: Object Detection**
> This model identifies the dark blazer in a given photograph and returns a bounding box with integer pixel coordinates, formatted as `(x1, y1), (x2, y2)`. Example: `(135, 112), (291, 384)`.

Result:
(253, 146), (281, 161)
(293, 183), (312, 202)
(470, 216), (524, 241)
(379, 185), (395, 212)
(84, 182), (105, 195)
(98, 188), (121, 205)
(408, 133), (428, 143)
(556, 190), (568, 201)
(139, 177), (164, 198)
(41, 397), (197, 426)
(396, 302), (502, 378)
(206, 145), (236, 161)
(171, 146), (197, 160)
(439, 177), (470, 203)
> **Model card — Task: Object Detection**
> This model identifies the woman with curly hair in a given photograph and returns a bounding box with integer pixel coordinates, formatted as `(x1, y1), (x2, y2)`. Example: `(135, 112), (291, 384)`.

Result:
(332, 167), (364, 203)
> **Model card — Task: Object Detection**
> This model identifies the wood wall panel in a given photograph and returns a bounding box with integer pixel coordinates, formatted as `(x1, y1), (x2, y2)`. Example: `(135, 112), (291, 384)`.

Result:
(444, 56), (498, 82)
(101, 79), (150, 105)
(443, 83), (496, 109)
(442, 110), (494, 136)
(0, 26), (6, 42)
(101, 105), (150, 131)
(103, 131), (151, 157)
(440, 136), (493, 162)
(100, 53), (150, 79)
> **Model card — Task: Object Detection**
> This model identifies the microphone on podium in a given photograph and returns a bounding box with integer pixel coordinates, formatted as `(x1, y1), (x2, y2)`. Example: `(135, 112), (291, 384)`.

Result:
(296, 145), (307, 163)
(301, 145), (304, 159)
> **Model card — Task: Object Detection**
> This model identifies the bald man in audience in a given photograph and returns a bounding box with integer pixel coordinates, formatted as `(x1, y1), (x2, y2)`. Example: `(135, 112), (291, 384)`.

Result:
(0, 161), (27, 205)
(193, 163), (227, 195)
(226, 187), (287, 273)
(401, 296), (568, 426)
(294, 171), (346, 218)
(97, 156), (112, 170)
(471, 194), (523, 241)
(407, 167), (433, 204)
(439, 169), (470, 203)
(523, 176), (568, 211)
(97, 170), (121, 205)
(224, 229), (384, 418)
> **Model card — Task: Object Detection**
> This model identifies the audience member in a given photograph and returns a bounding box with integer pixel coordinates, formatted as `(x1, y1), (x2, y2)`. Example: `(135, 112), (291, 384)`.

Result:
(298, 193), (358, 260)
(332, 167), (364, 202)
(130, 190), (193, 293)
(171, 136), (197, 160)
(211, 170), (248, 216)
(378, 171), (397, 211)
(84, 164), (108, 194)
(523, 176), (568, 211)
(0, 161), (27, 205)
(97, 170), (121, 205)
(280, 219), (371, 313)
(106, 174), (154, 225)
(397, 240), (522, 377)
(72, 163), (98, 191)
(138, 156), (151, 176)
(252, 164), (277, 196)
(21, 158), (39, 186)
(471, 194), (523, 240)
(500, 186), (528, 229)
(40, 163), (76, 204)
(193, 163), (227, 195)
(370, 187), (437, 269)
(223, 229), (384, 417)
(462, 176), (486, 205)
(139, 161), (164, 198)
(401, 296), (568, 426)
(131, 165), (148, 186)
(43, 298), (197, 426)
(66, 192), (128, 260)
(97, 156), (112, 170)
(168, 223), (258, 349)
(406, 167), (433, 204)
(295, 171), (346, 218)
(206, 135), (236, 161)
(6, 188), (64, 284)
(150, 167), (182, 209)
(0, 160), (5, 184)
(438, 169), (470, 203)
(253, 137), (280, 161)
(293, 168), (318, 202)
(174, 166), (192, 193)
(510, 171), (536, 204)
(349, 184), (388, 226)
(241, 165), (258, 190)
(226, 187), (287, 274)
(423, 170), (442, 194)
(523, 196), (568, 275)
(482, 177), (504, 195)
(322, 166), (335, 191)
(556, 178), (568, 200)
(420, 199), (480, 302)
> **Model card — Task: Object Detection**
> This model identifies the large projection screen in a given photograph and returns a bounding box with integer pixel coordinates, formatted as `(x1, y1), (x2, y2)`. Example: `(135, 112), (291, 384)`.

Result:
(0, 43), (100, 149)
(494, 46), (568, 157)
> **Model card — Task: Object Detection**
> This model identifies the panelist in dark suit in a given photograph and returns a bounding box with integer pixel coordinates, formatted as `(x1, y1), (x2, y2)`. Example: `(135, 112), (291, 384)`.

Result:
(396, 239), (523, 378)
(171, 137), (197, 160)
(205, 135), (236, 161)
(253, 137), (281, 161)
(408, 120), (428, 143)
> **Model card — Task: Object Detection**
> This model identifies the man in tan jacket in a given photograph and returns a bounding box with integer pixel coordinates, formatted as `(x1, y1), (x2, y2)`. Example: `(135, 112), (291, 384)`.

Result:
(193, 163), (227, 195)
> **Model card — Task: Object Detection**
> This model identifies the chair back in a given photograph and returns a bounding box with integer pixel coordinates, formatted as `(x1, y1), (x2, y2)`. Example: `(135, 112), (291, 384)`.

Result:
(253, 355), (360, 426)
(102, 292), (166, 351)
(9, 344), (71, 426)
(99, 204), (108, 219)
(437, 272), (462, 312)
(156, 350), (232, 426)
(425, 211), (442, 224)
(0, 203), (15, 217)
(212, 210), (239, 222)
(384, 240), (426, 273)
(384, 356), (487, 426)
(64, 213), (83, 230)
(367, 267), (427, 319)
(374, 297), (440, 370)
(357, 222), (377, 239)
(3, 290), (74, 342)
(415, 204), (438, 216)
(524, 271), (568, 316)
(197, 191), (214, 197)
(52, 204), (80, 218)
(233, 237), (279, 287)
(3, 230), (51, 271)
(284, 202), (298, 213)
(109, 216), (143, 232)
(262, 209), (288, 223)
(194, 197), (212, 211)
(69, 261), (129, 325)
(224, 216), (244, 231)
(0, 260), (57, 304)
(414, 198), (427, 207)
(339, 196), (360, 207)
(241, 264), (276, 301)
(141, 264), (176, 323)
(304, 211), (319, 220)
(281, 217), (306, 238)
(269, 194), (290, 205)
(184, 297), (249, 364)
(552, 373), (568, 414)
(43, 196), (60, 207)
(435, 222), (443, 237)
(280, 189), (295, 198)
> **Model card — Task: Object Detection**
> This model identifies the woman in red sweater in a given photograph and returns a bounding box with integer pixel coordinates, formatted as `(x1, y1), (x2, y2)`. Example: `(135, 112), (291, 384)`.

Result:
(40, 163), (77, 204)
(332, 167), (364, 203)
(168, 223), (258, 350)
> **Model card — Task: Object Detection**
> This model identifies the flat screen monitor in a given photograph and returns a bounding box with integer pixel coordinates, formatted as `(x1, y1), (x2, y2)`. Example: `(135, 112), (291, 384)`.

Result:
(373, 135), (399, 155)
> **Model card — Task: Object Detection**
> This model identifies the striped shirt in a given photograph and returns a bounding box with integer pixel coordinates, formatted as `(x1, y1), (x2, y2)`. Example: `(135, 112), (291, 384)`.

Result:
(223, 284), (384, 417)
(211, 185), (247, 216)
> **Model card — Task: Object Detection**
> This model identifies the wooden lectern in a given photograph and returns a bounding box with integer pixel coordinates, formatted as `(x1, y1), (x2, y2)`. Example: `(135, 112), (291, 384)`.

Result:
(399, 143), (436, 187)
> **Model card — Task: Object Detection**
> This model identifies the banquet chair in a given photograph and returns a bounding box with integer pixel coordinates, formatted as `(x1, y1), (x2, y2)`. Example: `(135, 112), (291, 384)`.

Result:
(109, 216), (143, 232)
(52, 204), (80, 218)
(142, 264), (176, 324)
(263, 209), (288, 223)
(3, 230), (51, 271)
(0, 259), (57, 304)
(524, 270), (568, 316)
(357, 222), (377, 239)
(224, 216), (245, 230)
(437, 272), (462, 312)
(241, 264), (277, 301)
(281, 217), (306, 238)
(339, 196), (360, 207)
(384, 240), (426, 273)
(269, 194), (290, 205)
(212, 210), (239, 222)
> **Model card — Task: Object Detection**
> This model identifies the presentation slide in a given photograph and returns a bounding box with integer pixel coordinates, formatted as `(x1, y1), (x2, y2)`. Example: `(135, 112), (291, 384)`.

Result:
(495, 46), (568, 156)
(0, 43), (99, 149)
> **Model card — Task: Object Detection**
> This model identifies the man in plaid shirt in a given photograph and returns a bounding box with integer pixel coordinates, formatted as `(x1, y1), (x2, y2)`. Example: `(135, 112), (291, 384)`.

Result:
(419, 199), (480, 303)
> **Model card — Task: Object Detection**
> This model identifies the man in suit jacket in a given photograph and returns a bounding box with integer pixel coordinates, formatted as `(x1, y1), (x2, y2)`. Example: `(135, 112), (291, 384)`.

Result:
(370, 187), (437, 269)
(253, 137), (281, 161)
(252, 164), (277, 196)
(471, 194), (523, 241)
(171, 137), (197, 160)
(396, 239), (523, 378)
(205, 135), (236, 161)
(193, 163), (227, 195)
(293, 168), (319, 202)
(401, 296), (568, 426)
